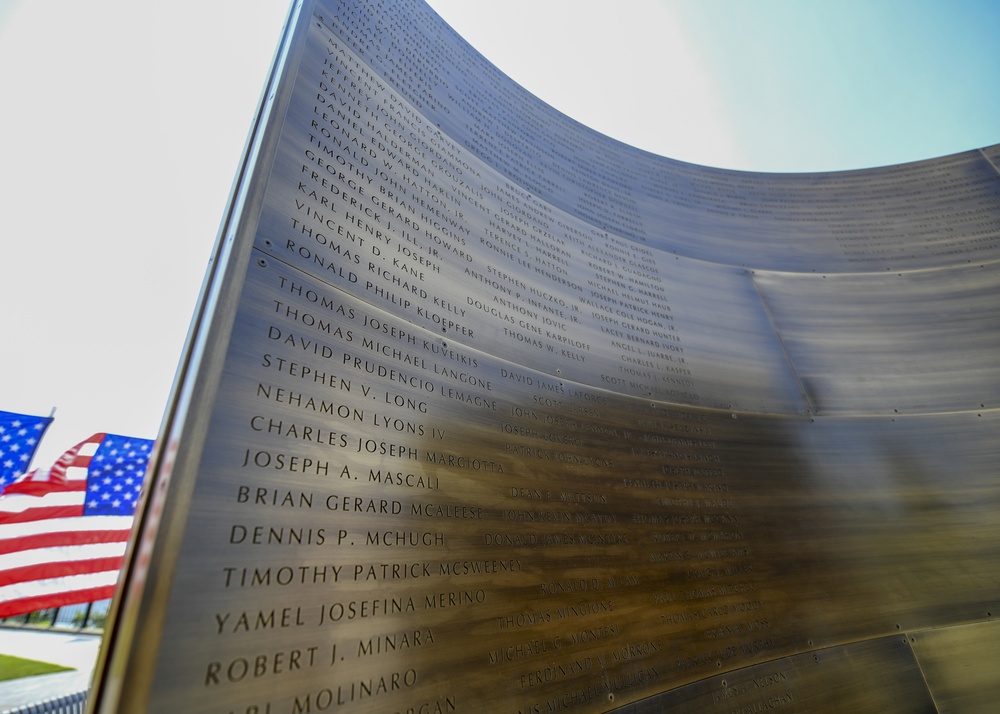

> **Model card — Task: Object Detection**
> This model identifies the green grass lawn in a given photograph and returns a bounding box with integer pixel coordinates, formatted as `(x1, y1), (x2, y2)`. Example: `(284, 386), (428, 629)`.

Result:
(0, 654), (73, 681)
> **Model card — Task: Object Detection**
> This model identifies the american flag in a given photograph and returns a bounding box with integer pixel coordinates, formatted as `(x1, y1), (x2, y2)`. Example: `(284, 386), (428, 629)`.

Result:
(0, 410), (53, 490)
(0, 433), (153, 617)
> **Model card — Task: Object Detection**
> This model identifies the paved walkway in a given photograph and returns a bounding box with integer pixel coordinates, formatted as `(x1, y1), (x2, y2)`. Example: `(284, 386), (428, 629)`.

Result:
(0, 628), (102, 711)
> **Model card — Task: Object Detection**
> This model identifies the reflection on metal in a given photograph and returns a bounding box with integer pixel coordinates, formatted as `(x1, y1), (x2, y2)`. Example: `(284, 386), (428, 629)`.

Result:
(618, 637), (938, 713)
(91, 0), (1000, 712)
(909, 621), (1000, 713)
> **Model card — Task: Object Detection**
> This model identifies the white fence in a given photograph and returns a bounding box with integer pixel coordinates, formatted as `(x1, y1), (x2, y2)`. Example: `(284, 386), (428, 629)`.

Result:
(0, 690), (87, 714)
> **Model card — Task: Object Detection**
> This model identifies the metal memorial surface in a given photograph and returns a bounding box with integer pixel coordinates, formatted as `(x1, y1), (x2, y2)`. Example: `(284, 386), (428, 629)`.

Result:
(92, 1), (1000, 712)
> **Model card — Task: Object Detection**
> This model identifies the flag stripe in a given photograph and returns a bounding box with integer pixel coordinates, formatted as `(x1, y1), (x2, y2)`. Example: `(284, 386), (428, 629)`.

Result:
(0, 542), (128, 570)
(0, 556), (125, 588)
(0, 515), (134, 540)
(1, 480), (86, 497)
(0, 489), (90, 516)
(0, 570), (121, 603)
(0, 526), (131, 555)
(0, 505), (85, 524)
(0, 583), (120, 618)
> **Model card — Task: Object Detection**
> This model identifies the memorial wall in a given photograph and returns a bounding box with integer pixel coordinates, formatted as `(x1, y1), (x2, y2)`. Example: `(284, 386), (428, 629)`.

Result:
(92, 1), (1000, 712)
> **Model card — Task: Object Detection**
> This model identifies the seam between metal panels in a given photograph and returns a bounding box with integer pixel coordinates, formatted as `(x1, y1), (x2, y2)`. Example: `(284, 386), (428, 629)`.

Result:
(749, 271), (816, 416)
(980, 147), (1000, 177)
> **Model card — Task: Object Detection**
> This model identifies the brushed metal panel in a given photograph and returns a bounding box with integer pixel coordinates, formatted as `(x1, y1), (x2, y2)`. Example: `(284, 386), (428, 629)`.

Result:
(91, 0), (1000, 711)
(252, 13), (808, 414)
(351, 3), (1000, 274)
(736, 411), (1000, 651)
(909, 620), (1000, 713)
(140, 256), (780, 712)
(752, 263), (1000, 415)
(981, 144), (1000, 173)
(131, 254), (1000, 711)
(616, 637), (936, 713)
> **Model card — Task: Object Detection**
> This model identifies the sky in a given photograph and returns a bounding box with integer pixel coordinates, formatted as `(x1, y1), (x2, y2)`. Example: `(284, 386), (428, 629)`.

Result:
(1, 0), (997, 468)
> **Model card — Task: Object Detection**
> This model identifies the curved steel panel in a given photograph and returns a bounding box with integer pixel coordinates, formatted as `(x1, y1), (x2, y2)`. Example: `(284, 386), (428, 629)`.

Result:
(753, 262), (1000, 415)
(93, 1), (1000, 712)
